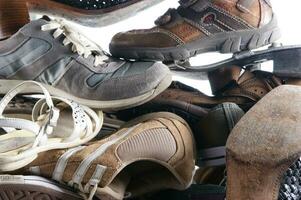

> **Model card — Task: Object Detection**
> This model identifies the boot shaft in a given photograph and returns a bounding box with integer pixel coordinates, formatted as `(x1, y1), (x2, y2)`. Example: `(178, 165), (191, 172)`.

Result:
(0, 0), (30, 40)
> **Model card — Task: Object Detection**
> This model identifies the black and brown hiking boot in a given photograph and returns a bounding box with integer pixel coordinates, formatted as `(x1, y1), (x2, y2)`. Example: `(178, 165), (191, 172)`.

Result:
(110, 0), (281, 61)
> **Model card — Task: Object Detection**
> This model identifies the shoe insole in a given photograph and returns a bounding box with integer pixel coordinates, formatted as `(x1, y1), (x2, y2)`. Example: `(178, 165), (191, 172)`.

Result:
(99, 161), (179, 199)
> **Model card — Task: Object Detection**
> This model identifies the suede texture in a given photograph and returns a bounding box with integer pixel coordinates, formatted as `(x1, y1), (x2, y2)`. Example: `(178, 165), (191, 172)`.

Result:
(111, 28), (180, 48)
(226, 85), (301, 200)
(14, 114), (196, 198)
(212, 0), (261, 28)
(56, 61), (169, 100)
(0, 19), (170, 101)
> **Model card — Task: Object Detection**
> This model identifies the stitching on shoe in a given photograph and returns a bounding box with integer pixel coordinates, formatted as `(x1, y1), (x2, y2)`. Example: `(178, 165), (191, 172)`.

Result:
(136, 27), (185, 45)
(154, 27), (186, 45)
(184, 19), (211, 36)
(237, 3), (252, 14)
(212, 23), (226, 32)
(209, 3), (255, 28)
(166, 118), (187, 164)
(215, 18), (236, 31)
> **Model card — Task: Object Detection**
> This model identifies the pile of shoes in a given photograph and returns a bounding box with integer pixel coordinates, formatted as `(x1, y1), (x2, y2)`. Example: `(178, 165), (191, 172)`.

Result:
(0, 0), (301, 200)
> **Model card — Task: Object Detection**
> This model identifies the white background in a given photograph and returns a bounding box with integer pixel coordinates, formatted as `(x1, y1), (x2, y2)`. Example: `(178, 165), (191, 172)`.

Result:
(49, 0), (301, 95)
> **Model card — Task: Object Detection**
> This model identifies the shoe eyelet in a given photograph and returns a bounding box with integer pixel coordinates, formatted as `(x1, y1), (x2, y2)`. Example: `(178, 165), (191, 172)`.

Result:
(202, 13), (217, 25)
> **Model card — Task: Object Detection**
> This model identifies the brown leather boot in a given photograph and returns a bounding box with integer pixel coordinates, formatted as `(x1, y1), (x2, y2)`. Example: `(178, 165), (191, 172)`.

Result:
(110, 0), (280, 61)
(226, 85), (301, 200)
(0, 0), (29, 40)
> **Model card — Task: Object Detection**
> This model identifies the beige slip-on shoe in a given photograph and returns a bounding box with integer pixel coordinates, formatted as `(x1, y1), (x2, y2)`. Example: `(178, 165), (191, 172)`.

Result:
(4, 112), (196, 200)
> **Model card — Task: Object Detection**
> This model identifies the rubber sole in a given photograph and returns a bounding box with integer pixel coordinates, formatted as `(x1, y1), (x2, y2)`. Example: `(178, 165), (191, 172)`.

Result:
(0, 175), (83, 200)
(0, 73), (172, 111)
(109, 15), (281, 61)
(167, 44), (301, 75)
(27, 0), (165, 27)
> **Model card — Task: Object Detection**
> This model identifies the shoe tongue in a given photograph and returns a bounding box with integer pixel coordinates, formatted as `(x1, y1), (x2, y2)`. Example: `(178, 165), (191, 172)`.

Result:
(41, 15), (51, 22)
(155, 9), (177, 26)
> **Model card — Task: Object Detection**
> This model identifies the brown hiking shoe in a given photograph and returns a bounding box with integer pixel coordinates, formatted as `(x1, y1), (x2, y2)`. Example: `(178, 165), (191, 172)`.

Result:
(110, 0), (281, 61)
(226, 85), (301, 200)
(10, 112), (196, 200)
(151, 69), (285, 111)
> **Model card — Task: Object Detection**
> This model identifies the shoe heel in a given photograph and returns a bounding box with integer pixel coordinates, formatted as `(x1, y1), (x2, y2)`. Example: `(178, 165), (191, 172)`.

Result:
(0, 0), (29, 40)
(273, 46), (301, 78)
(226, 152), (292, 200)
(226, 85), (301, 200)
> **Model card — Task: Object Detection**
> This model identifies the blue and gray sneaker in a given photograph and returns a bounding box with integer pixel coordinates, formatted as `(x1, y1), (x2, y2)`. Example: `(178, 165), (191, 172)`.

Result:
(0, 17), (172, 110)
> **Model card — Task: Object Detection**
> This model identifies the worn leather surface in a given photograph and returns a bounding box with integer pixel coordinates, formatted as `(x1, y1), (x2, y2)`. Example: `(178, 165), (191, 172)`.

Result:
(219, 70), (283, 102)
(111, 0), (273, 48)
(198, 103), (244, 150)
(208, 66), (242, 95)
(154, 70), (286, 111)
(0, 0), (29, 40)
(226, 85), (301, 200)
(111, 28), (180, 48)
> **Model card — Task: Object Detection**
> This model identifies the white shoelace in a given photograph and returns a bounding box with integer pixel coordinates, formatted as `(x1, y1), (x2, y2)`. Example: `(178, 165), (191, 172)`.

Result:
(77, 182), (98, 200)
(41, 19), (109, 66)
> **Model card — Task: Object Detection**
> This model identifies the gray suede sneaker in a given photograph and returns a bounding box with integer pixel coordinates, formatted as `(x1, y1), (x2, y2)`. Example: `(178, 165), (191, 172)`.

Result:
(0, 17), (172, 110)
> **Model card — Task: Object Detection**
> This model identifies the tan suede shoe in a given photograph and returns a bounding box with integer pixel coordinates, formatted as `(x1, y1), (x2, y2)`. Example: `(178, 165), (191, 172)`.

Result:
(226, 85), (301, 200)
(9, 112), (196, 200)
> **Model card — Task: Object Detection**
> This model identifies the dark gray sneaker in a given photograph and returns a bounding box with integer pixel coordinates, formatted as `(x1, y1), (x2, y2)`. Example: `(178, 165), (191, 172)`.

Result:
(0, 17), (172, 110)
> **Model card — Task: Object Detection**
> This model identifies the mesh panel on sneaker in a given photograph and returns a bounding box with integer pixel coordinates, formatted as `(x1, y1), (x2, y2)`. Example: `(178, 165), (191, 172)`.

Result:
(117, 128), (177, 162)
(279, 158), (301, 200)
